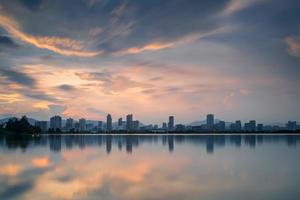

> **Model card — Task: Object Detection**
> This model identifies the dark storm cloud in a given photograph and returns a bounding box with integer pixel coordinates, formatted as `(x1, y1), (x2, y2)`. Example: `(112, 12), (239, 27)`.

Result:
(0, 68), (36, 87)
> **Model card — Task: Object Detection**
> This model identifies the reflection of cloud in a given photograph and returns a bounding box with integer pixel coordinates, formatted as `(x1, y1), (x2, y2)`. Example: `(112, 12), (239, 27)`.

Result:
(0, 164), (22, 176)
(0, 15), (101, 57)
(32, 157), (50, 168)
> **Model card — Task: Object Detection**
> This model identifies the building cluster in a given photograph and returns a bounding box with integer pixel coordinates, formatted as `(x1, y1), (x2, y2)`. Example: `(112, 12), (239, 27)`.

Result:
(33, 114), (300, 133)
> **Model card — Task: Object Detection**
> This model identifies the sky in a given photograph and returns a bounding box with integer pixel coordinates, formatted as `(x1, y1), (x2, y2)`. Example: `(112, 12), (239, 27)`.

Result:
(0, 0), (300, 124)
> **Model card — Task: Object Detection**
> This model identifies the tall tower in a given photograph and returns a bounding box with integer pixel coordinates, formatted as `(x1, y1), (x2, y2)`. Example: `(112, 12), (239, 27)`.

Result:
(206, 114), (214, 130)
(106, 114), (112, 132)
(168, 116), (174, 131)
(50, 115), (62, 130)
(79, 118), (86, 132)
(126, 114), (133, 131)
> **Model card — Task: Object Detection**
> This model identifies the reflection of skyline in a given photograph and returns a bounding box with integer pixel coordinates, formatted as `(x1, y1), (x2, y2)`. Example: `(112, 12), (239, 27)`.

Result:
(1, 135), (300, 200)
(0, 135), (299, 154)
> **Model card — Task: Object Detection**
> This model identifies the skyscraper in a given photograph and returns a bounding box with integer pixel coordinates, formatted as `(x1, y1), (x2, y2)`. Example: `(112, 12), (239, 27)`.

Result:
(206, 114), (214, 130)
(249, 120), (256, 132)
(79, 118), (86, 132)
(118, 118), (123, 126)
(168, 116), (174, 131)
(35, 121), (48, 132)
(162, 122), (167, 130)
(215, 121), (225, 132)
(133, 120), (139, 131)
(235, 120), (242, 131)
(126, 114), (133, 131)
(66, 118), (74, 132)
(106, 114), (112, 131)
(286, 121), (297, 131)
(50, 115), (62, 130)
(98, 121), (103, 132)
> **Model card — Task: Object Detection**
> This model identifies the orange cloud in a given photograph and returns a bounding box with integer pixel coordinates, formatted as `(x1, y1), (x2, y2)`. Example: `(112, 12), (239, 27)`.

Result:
(126, 42), (175, 54)
(0, 164), (22, 176)
(0, 93), (22, 103)
(0, 15), (101, 57)
(122, 26), (232, 54)
(32, 156), (50, 168)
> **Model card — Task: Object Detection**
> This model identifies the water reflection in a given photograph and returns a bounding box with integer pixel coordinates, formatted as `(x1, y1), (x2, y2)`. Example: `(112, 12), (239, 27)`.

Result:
(0, 134), (300, 200)
(0, 134), (299, 154)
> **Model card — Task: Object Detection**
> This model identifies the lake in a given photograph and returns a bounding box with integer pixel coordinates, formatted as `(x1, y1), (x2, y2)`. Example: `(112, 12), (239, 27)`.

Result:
(0, 134), (300, 200)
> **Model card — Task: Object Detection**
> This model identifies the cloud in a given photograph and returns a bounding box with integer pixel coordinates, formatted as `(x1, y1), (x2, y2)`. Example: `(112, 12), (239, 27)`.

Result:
(19, 0), (43, 11)
(24, 104), (67, 120)
(57, 84), (76, 91)
(21, 89), (58, 102)
(89, 27), (103, 37)
(221, 0), (267, 16)
(285, 34), (300, 57)
(86, 107), (106, 115)
(0, 15), (101, 57)
(223, 88), (251, 108)
(75, 72), (111, 82)
(0, 68), (36, 87)
(75, 71), (151, 93)
(0, 93), (22, 104)
(120, 26), (232, 54)
(0, 35), (18, 50)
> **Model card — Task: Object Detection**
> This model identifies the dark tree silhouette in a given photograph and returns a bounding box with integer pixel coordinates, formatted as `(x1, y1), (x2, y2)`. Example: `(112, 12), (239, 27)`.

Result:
(3, 116), (41, 135)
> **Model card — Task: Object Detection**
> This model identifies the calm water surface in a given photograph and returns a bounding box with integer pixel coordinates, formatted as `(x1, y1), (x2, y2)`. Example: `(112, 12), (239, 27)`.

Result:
(0, 134), (300, 200)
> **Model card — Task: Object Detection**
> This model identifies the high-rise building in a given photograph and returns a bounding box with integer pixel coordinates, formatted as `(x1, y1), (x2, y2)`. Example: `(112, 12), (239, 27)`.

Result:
(65, 118), (74, 131)
(244, 120), (256, 132)
(133, 120), (139, 131)
(206, 114), (214, 126)
(126, 114), (133, 131)
(249, 120), (256, 132)
(79, 118), (86, 132)
(97, 121), (103, 132)
(162, 122), (167, 130)
(118, 118), (123, 126)
(235, 120), (242, 131)
(106, 114), (112, 131)
(286, 121), (297, 131)
(215, 121), (225, 132)
(168, 116), (174, 131)
(230, 120), (242, 132)
(86, 123), (94, 131)
(206, 114), (214, 130)
(35, 121), (48, 132)
(257, 124), (263, 132)
(50, 115), (62, 130)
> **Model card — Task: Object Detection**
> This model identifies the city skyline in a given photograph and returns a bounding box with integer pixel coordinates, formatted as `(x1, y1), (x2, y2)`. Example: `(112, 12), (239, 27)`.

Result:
(2, 113), (298, 133)
(0, 0), (300, 124)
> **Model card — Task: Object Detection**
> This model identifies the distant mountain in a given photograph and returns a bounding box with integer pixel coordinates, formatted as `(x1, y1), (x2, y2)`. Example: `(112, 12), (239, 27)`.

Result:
(187, 119), (232, 127)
